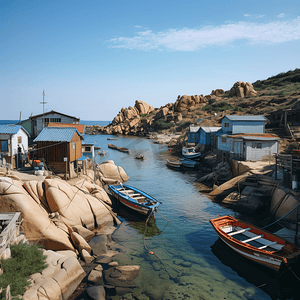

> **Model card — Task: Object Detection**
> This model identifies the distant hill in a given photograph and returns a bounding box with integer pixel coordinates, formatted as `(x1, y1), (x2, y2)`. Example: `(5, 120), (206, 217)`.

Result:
(89, 68), (300, 146)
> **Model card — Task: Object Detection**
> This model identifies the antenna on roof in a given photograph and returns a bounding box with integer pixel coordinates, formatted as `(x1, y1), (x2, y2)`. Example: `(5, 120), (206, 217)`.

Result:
(40, 89), (47, 128)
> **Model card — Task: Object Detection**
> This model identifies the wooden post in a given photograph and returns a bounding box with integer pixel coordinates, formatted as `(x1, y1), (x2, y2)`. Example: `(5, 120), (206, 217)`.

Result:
(291, 154), (293, 189)
(295, 205), (299, 246)
(275, 154), (278, 180)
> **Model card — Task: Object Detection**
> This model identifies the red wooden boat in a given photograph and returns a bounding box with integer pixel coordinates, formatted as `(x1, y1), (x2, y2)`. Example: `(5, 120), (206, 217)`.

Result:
(210, 215), (300, 271)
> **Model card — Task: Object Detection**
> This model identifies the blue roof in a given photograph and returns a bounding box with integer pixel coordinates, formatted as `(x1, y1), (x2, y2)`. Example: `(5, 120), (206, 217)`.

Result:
(34, 127), (81, 142)
(224, 115), (267, 121)
(0, 124), (30, 136)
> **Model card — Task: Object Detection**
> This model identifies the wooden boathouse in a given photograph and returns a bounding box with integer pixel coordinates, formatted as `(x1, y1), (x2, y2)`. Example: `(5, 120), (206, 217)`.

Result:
(33, 127), (83, 177)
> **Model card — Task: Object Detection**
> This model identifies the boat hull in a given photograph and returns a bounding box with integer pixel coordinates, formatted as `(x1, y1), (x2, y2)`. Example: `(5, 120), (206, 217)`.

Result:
(210, 215), (300, 271)
(108, 184), (160, 216)
(179, 158), (199, 168)
(166, 159), (182, 170)
(182, 147), (201, 160)
(182, 152), (201, 159)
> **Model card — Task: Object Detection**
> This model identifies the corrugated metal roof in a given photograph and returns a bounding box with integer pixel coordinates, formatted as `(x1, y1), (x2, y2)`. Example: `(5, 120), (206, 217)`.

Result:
(229, 133), (279, 141)
(33, 127), (81, 142)
(224, 115), (268, 121)
(189, 125), (201, 132)
(201, 127), (222, 133)
(0, 124), (30, 136)
(48, 123), (85, 134)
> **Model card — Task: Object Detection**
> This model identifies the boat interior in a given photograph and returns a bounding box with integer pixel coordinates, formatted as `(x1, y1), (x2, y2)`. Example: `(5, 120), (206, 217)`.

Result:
(117, 187), (155, 205)
(221, 225), (286, 252)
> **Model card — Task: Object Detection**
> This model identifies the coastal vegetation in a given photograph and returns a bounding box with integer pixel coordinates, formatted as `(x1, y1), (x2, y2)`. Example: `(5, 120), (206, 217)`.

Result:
(0, 243), (47, 297)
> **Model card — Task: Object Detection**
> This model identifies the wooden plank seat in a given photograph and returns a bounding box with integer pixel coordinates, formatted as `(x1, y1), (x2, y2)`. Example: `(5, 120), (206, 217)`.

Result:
(242, 235), (263, 243)
(228, 228), (251, 236)
(258, 241), (278, 250)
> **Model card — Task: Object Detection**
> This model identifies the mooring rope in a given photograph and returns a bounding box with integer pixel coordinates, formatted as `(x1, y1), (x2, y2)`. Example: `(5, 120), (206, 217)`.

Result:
(142, 208), (173, 279)
(156, 210), (174, 222)
(262, 203), (300, 229)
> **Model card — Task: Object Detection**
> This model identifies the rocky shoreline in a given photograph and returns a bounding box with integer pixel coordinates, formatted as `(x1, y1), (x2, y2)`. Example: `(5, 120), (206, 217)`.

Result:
(0, 160), (144, 300)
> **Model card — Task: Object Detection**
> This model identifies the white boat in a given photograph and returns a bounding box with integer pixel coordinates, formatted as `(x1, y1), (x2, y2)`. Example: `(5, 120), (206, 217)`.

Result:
(182, 147), (201, 159)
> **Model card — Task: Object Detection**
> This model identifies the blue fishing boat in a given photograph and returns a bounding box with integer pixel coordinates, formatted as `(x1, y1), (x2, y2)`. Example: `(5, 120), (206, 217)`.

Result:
(108, 184), (160, 217)
(179, 158), (199, 168)
(182, 147), (201, 159)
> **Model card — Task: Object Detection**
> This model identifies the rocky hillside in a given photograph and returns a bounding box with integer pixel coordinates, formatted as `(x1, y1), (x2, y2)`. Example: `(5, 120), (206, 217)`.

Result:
(86, 68), (300, 138)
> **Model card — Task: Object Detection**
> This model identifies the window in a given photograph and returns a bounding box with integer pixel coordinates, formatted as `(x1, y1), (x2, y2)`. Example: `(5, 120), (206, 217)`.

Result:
(18, 136), (22, 144)
(85, 146), (91, 151)
(222, 137), (227, 143)
(0, 140), (8, 152)
(252, 142), (262, 148)
(50, 118), (61, 123)
(224, 123), (229, 128)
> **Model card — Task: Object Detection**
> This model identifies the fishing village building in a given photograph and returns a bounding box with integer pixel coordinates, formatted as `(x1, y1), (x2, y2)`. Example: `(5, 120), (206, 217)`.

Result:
(29, 110), (80, 139)
(0, 125), (30, 168)
(33, 127), (83, 178)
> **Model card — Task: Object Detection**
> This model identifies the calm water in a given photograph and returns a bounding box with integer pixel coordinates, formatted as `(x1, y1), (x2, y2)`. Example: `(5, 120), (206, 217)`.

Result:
(84, 134), (298, 300)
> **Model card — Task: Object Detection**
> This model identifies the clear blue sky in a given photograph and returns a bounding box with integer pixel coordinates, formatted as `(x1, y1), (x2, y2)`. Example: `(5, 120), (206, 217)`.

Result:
(1, 0), (299, 121)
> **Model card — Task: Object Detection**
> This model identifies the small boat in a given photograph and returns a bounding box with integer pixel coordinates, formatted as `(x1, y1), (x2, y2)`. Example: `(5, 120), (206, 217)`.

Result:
(98, 150), (106, 156)
(166, 159), (182, 170)
(182, 147), (201, 160)
(108, 143), (118, 150)
(210, 215), (300, 271)
(179, 158), (199, 168)
(108, 184), (160, 216)
(118, 147), (129, 153)
(135, 153), (144, 160)
(107, 137), (118, 140)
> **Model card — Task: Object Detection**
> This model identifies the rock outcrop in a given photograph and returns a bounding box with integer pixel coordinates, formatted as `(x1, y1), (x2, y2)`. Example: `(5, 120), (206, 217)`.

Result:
(229, 81), (257, 98)
(174, 95), (206, 112)
(0, 160), (128, 251)
(23, 250), (86, 300)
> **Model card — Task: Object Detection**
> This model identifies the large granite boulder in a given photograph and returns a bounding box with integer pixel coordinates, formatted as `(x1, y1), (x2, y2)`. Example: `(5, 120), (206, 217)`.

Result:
(0, 180), (74, 250)
(45, 178), (114, 229)
(134, 100), (154, 115)
(98, 161), (129, 183)
(23, 250), (85, 300)
(174, 95), (205, 112)
(229, 81), (257, 98)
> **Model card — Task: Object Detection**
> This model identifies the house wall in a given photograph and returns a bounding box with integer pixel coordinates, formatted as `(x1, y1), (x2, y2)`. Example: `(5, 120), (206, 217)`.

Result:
(0, 129), (28, 156)
(217, 135), (231, 151)
(33, 113), (79, 137)
(69, 133), (82, 162)
(20, 120), (31, 136)
(230, 139), (244, 159)
(222, 117), (265, 134)
(0, 134), (12, 156)
(245, 140), (278, 161)
(11, 129), (28, 155)
(187, 132), (200, 144)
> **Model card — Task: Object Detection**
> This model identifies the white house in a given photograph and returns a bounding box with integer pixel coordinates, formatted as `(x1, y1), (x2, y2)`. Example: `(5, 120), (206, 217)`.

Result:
(29, 110), (80, 139)
(0, 125), (30, 168)
(228, 133), (279, 161)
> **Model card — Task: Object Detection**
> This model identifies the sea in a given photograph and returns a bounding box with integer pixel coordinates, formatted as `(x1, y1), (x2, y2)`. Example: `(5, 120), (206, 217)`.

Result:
(82, 133), (299, 300)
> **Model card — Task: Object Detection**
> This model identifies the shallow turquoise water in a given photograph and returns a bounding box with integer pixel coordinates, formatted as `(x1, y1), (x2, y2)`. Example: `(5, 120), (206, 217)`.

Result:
(84, 134), (297, 300)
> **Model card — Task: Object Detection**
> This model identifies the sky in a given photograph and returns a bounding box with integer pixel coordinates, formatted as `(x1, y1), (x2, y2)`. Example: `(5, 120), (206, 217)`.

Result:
(1, 0), (300, 121)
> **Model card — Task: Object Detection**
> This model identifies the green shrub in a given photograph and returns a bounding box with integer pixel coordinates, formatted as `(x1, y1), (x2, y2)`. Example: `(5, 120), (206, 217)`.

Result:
(140, 114), (147, 117)
(155, 118), (175, 129)
(0, 243), (48, 296)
